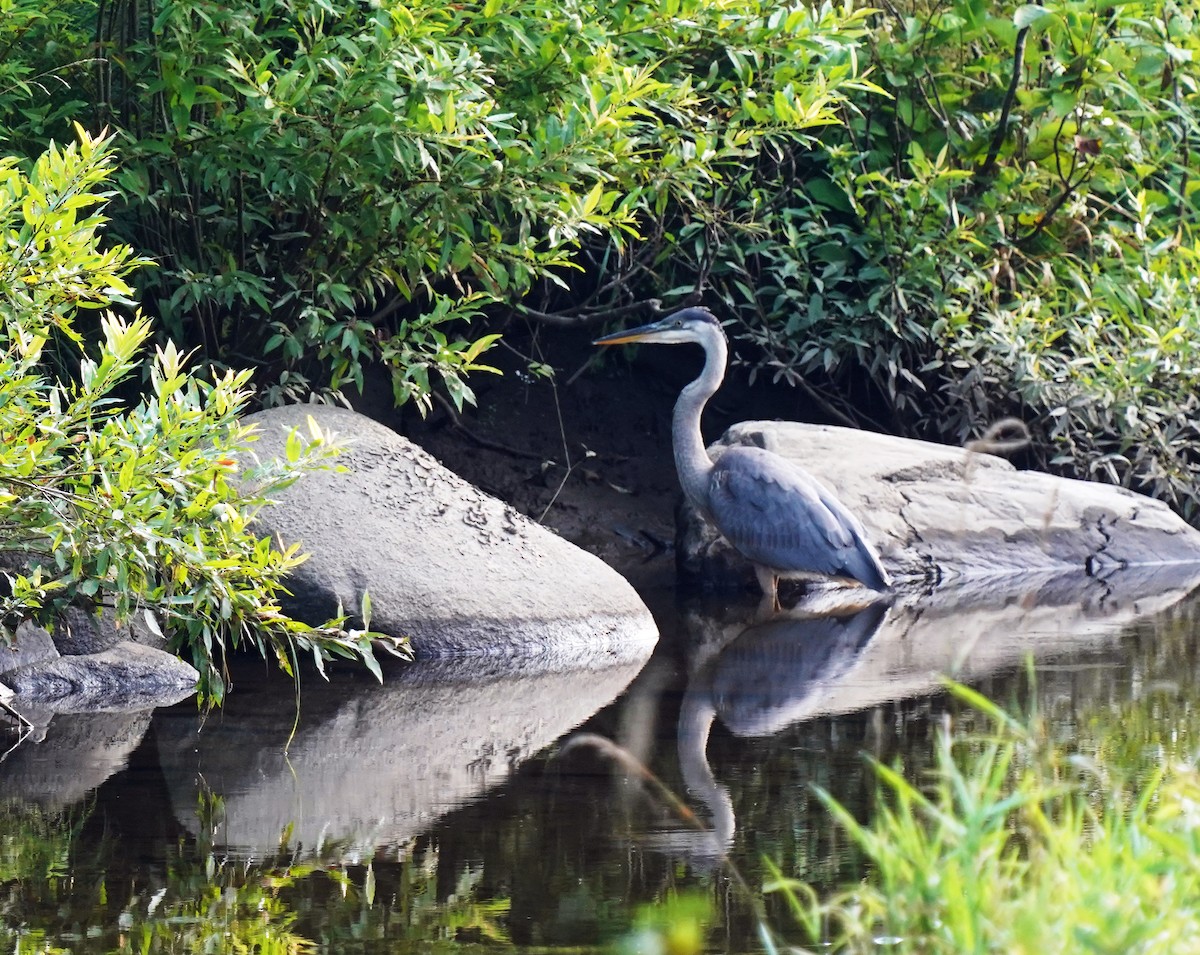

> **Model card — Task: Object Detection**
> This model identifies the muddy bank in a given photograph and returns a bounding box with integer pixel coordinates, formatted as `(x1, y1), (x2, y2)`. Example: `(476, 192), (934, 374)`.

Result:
(388, 326), (813, 593)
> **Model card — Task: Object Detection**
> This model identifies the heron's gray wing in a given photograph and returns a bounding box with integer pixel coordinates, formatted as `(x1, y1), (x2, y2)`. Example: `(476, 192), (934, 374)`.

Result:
(706, 446), (868, 579)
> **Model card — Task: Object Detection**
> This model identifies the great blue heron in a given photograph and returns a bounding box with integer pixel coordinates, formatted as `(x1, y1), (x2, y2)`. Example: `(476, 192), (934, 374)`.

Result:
(594, 306), (891, 610)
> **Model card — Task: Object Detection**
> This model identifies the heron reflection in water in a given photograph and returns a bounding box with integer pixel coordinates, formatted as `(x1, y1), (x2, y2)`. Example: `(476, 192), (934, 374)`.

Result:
(594, 306), (890, 611)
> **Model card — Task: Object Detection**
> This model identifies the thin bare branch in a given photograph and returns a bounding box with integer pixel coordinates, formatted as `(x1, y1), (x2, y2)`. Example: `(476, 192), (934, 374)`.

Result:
(978, 26), (1030, 179)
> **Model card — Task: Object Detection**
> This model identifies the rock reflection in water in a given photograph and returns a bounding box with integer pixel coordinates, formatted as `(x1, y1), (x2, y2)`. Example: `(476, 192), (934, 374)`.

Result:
(4, 566), (1200, 952)
(154, 651), (652, 858)
(657, 560), (1200, 860)
(0, 709), (160, 809)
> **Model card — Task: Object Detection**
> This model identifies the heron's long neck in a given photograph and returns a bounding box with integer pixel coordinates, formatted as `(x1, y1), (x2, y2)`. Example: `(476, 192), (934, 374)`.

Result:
(674, 330), (726, 516)
(678, 680), (735, 853)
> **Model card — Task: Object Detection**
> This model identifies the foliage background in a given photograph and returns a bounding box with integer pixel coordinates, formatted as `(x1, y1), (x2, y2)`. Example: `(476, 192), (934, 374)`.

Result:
(702, 0), (1200, 518)
(5, 0), (1199, 519)
(2, 0), (1200, 696)
(0, 127), (397, 702)
(0, 0), (877, 405)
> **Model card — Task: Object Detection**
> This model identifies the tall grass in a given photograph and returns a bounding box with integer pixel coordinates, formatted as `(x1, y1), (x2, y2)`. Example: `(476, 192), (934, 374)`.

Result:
(768, 682), (1200, 954)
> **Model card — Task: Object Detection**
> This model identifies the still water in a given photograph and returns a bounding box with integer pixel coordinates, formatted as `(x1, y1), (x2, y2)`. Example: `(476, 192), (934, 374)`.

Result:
(5, 565), (1200, 953)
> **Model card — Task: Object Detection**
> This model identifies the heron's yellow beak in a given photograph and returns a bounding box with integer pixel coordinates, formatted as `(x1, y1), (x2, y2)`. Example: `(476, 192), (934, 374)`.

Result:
(592, 317), (672, 346)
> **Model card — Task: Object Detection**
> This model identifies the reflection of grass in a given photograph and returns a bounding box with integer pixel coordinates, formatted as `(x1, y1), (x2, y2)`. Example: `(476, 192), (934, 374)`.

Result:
(120, 871), (318, 955)
(0, 800), (91, 953)
(400, 863), (513, 945)
(0, 801), (81, 884)
(767, 680), (1200, 953)
(0, 786), (519, 954)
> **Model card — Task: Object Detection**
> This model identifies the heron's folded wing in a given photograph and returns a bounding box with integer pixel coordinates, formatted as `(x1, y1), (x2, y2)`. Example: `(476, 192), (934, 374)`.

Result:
(707, 447), (860, 576)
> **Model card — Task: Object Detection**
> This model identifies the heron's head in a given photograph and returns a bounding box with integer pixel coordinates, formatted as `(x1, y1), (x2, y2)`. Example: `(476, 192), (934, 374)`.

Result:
(593, 307), (724, 348)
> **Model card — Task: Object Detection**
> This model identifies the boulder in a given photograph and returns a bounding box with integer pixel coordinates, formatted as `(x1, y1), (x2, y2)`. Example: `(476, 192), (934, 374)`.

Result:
(1, 643), (197, 712)
(0, 621), (58, 674)
(680, 421), (1200, 590)
(49, 605), (167, 655)
(0, 612), (197, 714)
(241, 404), (658, 661)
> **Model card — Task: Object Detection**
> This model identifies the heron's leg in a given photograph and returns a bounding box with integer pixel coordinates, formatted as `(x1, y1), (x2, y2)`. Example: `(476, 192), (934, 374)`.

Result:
(753, 565), (781, 616)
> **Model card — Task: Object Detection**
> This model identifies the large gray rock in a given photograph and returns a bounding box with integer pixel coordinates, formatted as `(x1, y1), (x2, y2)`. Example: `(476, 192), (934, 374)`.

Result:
(0, 621), (58, 674)
(49, 605), (168, 655)
(680, 421), (1200, 590)
(241, 405), (658, 661)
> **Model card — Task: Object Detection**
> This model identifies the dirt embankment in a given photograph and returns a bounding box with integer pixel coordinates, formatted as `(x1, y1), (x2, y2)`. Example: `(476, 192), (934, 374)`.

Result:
(366, 326), (819, 595)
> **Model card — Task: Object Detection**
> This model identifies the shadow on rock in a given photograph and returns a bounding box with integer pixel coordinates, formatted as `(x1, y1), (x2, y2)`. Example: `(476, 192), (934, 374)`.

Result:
(155, 647), (654, 859)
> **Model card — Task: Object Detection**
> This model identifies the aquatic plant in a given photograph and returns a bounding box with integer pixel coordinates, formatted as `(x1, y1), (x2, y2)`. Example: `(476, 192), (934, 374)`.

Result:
(768, 681), (1200, 953)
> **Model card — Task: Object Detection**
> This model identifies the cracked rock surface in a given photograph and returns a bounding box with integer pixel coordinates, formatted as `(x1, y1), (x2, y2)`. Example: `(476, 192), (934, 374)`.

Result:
(679, 421), (1200, 591)
(242, 405), (659, 661)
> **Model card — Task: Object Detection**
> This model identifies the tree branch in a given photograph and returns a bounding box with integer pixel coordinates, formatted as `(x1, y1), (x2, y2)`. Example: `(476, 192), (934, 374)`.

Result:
(515, 297), (668, 328)
(978, 26), (1030, 179)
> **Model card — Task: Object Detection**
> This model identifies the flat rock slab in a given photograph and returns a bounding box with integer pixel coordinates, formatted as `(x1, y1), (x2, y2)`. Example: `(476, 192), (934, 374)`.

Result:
(2, 643), (197, 712)
(0, 611), (198, 713)
(680, 421), (1200, 589)
(242, 405), (658, 661)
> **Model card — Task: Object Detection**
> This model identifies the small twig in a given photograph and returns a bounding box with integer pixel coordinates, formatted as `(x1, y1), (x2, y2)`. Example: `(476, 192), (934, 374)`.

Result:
(1018, 160), (1094, 246)
(559, 733), (703, 826)
(557, 732), (798, 953)
(1171, 75), (1190, 235)
(0, 728), (32, 765)
(964, 417), (1032, 483)
(535, 372), (578, 523)
(0, 689), (33, 733)
(789, 371), (873, 431)
(564, 353), (601, 388)
(965, 417), (1032, 457)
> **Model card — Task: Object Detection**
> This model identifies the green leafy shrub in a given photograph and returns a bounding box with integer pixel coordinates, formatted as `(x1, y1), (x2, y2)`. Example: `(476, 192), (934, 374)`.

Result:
(698, 0), (1200, 516)
(0, 127), (400, 703)
(1, 0), (879, 412)
(0, 0), (93, 157)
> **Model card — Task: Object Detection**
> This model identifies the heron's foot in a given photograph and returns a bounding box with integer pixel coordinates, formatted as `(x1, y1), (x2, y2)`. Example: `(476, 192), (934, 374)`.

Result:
(753, 584), (783, 622)
(753, 566), (783, 619)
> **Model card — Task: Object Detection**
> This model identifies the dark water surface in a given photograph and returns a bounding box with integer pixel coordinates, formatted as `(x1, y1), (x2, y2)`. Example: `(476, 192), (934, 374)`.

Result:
(5, 567), (1200, 952)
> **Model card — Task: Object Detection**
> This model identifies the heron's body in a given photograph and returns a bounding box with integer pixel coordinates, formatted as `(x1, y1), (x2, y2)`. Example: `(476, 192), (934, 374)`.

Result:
(595, 306), (890, 609)
(707, 445), (890, 594)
